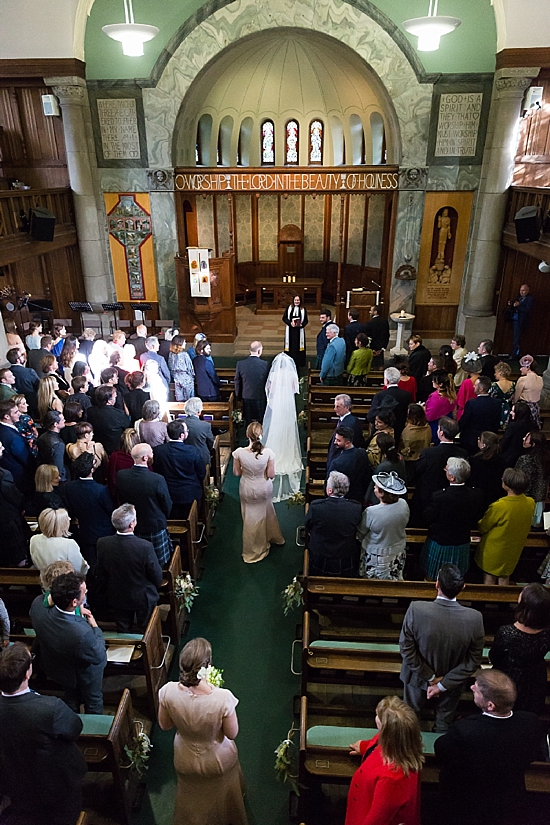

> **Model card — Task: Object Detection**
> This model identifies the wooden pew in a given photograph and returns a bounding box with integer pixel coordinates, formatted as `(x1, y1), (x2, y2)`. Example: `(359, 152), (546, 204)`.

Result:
(158, 544), (187, 645)
(79, 689), (141, 824)
(308, 369), (384, 388)
(167, 500), (204, 580)
(168, 393), (235, 450)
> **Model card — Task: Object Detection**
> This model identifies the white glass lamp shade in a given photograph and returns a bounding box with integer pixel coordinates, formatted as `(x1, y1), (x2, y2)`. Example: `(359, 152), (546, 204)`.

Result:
(402, 16), (461, 51)
(102, 23), (159, 56)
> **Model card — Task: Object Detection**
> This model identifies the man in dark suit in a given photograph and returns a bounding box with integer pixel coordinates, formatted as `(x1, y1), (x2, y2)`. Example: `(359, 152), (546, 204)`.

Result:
(86, 384), (131, 454)
(116, 442), (173, 565)
(234, 340), (269, 425)
(507, 283), (534, 358)
(63, 452), (115, 570)
(344, 309), (367, 364)
(399, 564), (484, 732)
(364, 304), (389, 369)
(367, 367), (412, 443)
(477, 339), (499, 381)
(37, 409), (68, 481)
(6, 347), (40, 394)
(327, 393), (366, 467)
(316, 309), (332, 369)
(182, 396), (214, 467)
(153, 420), (206, 519)
(96, 503), (163, 632)
(27, 333), (54, 377)
(0, 399), (35, 497)
(327, 426), (371, 504)
(158, 327), (178, 362)
(129, 323), (148, 359)
(305, 470), (363, 576)
(0, 643), (87, 825)
(459, 375), (502, 454)
(30, 572), (107, 714)
(410, 416), (467, 524)
(434, 669), (542, 825)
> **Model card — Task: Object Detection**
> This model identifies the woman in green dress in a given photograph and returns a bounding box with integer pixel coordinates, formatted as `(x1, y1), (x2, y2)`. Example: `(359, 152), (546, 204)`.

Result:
(489, 361), (516, 429)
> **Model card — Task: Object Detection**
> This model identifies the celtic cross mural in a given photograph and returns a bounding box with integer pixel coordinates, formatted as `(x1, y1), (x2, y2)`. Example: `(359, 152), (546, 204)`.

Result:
(107, 195), (152, 300)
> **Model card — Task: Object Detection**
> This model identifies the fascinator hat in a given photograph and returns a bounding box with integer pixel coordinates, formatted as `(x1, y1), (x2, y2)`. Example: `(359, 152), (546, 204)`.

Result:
(372, 471), (407, 496)
(519, 355), (534, 368)
(463, 352), (483, 374)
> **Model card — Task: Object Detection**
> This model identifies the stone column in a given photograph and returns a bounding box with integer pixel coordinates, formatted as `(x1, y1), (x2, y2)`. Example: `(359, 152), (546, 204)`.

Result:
(458, 67), (540, 343)
(44, 76), (112, 305)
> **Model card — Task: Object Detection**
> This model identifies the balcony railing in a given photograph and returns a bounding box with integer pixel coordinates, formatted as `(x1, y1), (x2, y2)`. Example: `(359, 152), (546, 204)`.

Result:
(0, 188), (75, 240)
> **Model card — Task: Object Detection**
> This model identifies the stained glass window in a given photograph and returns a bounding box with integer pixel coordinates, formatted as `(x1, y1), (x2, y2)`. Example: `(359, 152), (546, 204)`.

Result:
(285, 120), (299, 165)
(261, 120), (275, 164)
(309, 120), (323, 164)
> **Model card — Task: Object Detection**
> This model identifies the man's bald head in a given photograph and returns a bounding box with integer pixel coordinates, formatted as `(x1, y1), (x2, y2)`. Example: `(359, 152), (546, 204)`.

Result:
(250, 341), (262, 355)
(131, 443), (153, 464)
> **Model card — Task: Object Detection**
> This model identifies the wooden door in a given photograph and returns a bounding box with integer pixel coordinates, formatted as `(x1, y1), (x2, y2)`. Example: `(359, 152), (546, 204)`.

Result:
(278, 223), (303, 281)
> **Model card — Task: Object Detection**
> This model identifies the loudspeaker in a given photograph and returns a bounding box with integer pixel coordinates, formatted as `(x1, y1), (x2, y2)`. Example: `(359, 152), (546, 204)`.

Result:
(514, 205), (540, 244)
(29, 207), (56, 242)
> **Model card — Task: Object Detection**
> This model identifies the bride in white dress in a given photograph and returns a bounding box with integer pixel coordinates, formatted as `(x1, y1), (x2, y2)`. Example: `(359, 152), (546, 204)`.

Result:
(262, 352), (303, 502)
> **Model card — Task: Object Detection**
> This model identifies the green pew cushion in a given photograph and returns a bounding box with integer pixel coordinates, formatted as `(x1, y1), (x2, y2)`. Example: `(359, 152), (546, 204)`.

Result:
(307, 725), (442, 754)
(79, 714), (115, 735)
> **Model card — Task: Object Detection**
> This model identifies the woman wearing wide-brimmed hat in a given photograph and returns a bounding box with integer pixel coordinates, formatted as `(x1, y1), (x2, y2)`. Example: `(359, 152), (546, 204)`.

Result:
(357, 472), (409, 580)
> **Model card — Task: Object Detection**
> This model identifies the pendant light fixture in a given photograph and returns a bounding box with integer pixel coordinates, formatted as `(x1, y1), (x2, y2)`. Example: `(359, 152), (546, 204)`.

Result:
(402, 0), (461, 52)
(102, 0), (159, 57)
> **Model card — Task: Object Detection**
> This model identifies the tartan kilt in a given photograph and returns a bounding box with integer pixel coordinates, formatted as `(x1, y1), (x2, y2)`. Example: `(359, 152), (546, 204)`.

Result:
(135, 528), (173, 567)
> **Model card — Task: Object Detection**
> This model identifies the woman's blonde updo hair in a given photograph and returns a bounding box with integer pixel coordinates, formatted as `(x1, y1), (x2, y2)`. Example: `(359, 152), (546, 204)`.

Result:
(246, 421), (264, 457)
(376, 695), (425, 776)
(179, 637), (212, 686)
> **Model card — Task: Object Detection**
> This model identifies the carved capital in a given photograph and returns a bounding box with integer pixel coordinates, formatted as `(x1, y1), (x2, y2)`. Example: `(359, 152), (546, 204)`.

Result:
(51, 84), (86, 105)
(495, 76), (532, 92)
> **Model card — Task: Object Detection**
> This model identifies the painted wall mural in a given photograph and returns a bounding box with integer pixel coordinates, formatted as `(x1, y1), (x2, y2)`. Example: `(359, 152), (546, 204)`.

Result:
(104, 193), (158, 302)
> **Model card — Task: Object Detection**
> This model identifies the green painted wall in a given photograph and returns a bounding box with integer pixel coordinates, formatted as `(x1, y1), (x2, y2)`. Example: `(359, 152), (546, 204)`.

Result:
(84, 0), (497, 81)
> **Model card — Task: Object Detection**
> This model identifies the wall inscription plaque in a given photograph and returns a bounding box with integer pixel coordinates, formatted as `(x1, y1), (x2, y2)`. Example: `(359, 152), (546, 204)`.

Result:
(434, 93), (483, 158)
(97, 98), (141, 160)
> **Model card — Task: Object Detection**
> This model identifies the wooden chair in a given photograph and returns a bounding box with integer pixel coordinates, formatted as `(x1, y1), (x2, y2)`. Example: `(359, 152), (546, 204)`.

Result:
(167, 500), (204, 580)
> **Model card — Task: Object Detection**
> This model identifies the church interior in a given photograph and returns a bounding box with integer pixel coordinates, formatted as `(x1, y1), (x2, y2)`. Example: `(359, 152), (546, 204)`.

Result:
(1, 1), (550, 823)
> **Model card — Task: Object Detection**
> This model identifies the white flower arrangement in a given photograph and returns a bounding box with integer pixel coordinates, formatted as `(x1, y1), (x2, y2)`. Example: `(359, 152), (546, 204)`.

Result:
(282, 577), (304, 616)
(274, 725), (300, 794)
(204, 484), (220, 506)
(174, 573), (199, 612)
(123, 721), (152, 776)
(197, 665), (225, 687)
(286, 491), (306, 508)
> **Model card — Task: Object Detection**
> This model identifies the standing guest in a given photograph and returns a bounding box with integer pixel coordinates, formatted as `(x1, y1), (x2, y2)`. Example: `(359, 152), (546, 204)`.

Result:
(90, 366), (126, 412)
(368, 367), (412, 443)
(468, 431), (506, 508)
(29, 508), (89, 576)
(327, 425), (371, 505)
(122, 341), (141, 372)
(65, 420), (108, 479)
(434, 669), (541, 825)
(88, 339), (110, 386)
(108, 350), (129, 399)
(420, 457), (484, 579)
(31, 464), (64, 515)
(153, 420), (206, 519)
(128, 323), (148, 360)
(477, 339), (499, 381)
(515, 430), (550, 527)
(6, 347), (40, 395)
(116, 443), (173, 566)
(490, 583), (550, 715)
(450, 334), (467, 386)
(168, 334), (195, 402)
(50, 324), (66, 359)
(499, 400), (534, 467)
(0, 398), (36, 497)
(194, 340), (221, 402)
(107, 427), (142, 499)
(232, 422), (285, 563)
(0, 599), (9, 646)
(327, 394), (366, 467)
(345, 696), (423, 825)
(30, 572), (107, 714)
(366, 409), (396, 471)
(283, 294), (308, 369)
(0, 643), (88, 825)
(407, 335), (431, 384)
(439, 344), (457, 378)
(392, 356), (417, 400)
(262, 352), (303, 502)
(186, 332), (207, 362)
(305, 471), (362, 577)
(158, 327), (178, 363)
(71, 375), (92, 414)
(97, 504), (163, 633)
(475, 467), (535, 585)
(0, 442), (31, 566)
(346, 332), (373, 386)
(143, 359), (169, 409)
(78, 327), (97, 363)
(365, 434), (406, 505)
(416, 355), (444, 404)
(136, 398), (169, 448)
(72, 360), (91, 381)
(86, 384), (130, 455)
(399, 403), (432, 465)
(514, 354), (543, 426)
(455, 353), (483, 420)
(234, 340), (269, 425)
(458, 375), (501, 454)
(63, 452), (115, 570)
(59, 335), (83, 385)
(13, 393), (38, 457)
(183, 397), (214, 469)
(59, 399), (84, 445)
(425, 370), (457, 443)
(357, 472), (409, 580)
(507, 283), (533, 358)
(40, 353), (70, 394)
(27, 333), (54, 376)
(0, 367), (17, 401)
(364, 304), (390, 370)
(139, 335), (171, 393)
(320, 323), (346, 385)
(158, 637), (249, 825)
(37, 410), (67, 482)
(489, 361), (516, 428)
(25, 320), (42, 350)
(4, 319), (25, 357)
(124, 371), (150, 424)
(37, 374), (64, 421)
(316, 308), (332, 369)
(109, 329), (126, 358)
(399, 564), (484, 731)
(344, 308), (367, 364)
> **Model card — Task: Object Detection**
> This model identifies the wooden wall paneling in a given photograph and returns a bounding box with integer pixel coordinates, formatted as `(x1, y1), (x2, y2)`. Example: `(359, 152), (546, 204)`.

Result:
(0, 59), (86, 79)
(0, 87), (25, 165)
(323, 193), (331, 262)
(413, 304), (458, 338)
(231, 193), (238, 265)
(513, 70), (550, 187)
(342, 194), (350, 265)
(13, 255), (48, 299)
(212, 194), (219, 258)
(361, 193), (370, 269)
(251, 193), (259, 263)
(380, 191), (397, 309)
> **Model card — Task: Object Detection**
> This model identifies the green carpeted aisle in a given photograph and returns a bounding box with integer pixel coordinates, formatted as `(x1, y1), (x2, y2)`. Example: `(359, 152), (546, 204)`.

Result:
(135, 461), (304, 825)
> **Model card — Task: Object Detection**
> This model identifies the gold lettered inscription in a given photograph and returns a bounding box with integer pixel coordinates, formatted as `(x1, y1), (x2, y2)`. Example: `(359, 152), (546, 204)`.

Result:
(174, 168), (399, 193)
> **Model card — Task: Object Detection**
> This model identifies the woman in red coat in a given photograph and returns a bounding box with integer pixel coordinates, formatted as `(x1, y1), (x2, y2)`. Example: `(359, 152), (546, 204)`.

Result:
(345, 696), (424, 825)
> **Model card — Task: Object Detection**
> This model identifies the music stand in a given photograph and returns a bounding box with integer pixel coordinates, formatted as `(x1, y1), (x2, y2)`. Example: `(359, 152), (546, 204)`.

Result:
(102, 302), (125, 335)
(68, 301), (94, 335)
(130, 302), (153, 323)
